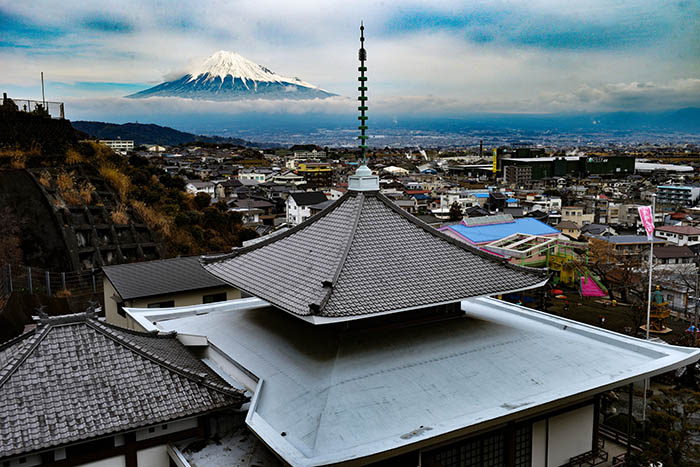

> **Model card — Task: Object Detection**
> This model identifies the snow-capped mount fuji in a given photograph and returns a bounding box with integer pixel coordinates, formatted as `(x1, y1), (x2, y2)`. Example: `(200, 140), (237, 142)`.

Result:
(127, 51), (336, 100)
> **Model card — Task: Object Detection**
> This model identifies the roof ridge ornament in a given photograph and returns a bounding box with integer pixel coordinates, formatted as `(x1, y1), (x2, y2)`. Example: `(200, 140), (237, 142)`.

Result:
(350, 22), (379, 192)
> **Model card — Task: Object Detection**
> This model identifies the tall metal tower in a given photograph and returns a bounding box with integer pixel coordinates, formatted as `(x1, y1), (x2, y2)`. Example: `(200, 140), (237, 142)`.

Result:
(358, 22), (368, 163)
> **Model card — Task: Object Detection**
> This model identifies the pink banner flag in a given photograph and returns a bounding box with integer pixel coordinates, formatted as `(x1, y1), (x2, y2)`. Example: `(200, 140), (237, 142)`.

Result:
(638, 205), (655, 240)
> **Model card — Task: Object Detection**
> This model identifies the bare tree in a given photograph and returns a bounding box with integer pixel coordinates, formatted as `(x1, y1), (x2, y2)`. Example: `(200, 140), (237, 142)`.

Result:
(580, 238), (644, 303)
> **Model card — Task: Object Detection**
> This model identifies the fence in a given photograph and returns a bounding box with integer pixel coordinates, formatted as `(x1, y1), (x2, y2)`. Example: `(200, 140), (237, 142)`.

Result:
(0, 264), (103, 302)
(2, 94), (65, 119)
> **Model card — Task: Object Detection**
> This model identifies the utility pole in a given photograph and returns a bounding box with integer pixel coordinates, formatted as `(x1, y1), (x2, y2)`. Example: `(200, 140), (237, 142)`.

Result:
(41, 72), (45, 107)
(693, 261), (700, 334)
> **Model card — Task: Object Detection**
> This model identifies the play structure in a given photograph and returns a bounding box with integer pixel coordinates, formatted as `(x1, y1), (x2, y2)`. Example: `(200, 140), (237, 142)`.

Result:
(640, 286), (672, 334)
(546, 241), (609, 298)
(579, 275), (607, 297)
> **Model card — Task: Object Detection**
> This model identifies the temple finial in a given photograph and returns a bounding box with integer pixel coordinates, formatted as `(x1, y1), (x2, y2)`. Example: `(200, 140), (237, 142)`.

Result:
(358, 22), (368, 164)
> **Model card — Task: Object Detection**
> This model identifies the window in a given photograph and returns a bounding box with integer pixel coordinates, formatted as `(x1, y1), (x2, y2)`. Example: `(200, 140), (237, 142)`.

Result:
(423, 428), (512, 467)
(117, 302), (125, 317)
(203, 292), (227, 304)
(147, 300), (175, 308)
(514, 425), (532, 467)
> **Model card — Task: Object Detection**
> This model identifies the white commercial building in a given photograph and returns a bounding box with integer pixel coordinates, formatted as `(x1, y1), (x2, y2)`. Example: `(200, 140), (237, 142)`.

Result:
(99, 139), (135, 152)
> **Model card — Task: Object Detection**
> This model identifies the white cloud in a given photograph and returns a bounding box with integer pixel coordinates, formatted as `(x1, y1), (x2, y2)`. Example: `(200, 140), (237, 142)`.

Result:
(2, 0), (698, 113)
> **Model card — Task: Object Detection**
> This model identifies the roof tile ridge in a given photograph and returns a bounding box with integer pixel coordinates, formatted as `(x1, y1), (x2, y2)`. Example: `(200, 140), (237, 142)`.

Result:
(87, 320), (244, 398)
(0, 327), (37, 352)
(201, 192), (352, 265)
(374, 192), (548, 277)
(314, 193), (365, 315)
(0, 325), (50, 389)
(98, 319), (177, 339)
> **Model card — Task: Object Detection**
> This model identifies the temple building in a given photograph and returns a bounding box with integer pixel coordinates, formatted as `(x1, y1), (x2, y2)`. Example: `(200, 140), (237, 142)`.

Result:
(0, 312), (246, 466)
(113, 24), (700, 467)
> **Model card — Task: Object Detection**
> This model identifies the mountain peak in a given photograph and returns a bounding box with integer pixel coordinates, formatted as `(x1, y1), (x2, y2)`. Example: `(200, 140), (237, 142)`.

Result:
(187, 50), (314, 88)
(127, 50), (336, 101)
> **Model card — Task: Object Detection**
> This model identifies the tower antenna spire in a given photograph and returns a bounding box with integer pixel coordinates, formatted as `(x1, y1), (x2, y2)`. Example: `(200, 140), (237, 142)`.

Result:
(358, 21), (368, 164)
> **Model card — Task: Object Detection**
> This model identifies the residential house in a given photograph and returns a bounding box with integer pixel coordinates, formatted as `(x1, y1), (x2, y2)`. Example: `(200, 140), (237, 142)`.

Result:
(557, 220), (581, 239)
(102, 256), (240, 329)
(589, 235), (667, 256)
(580, 223), (617, 237)
(273, 170), (305, 186)
(561, 206), (594, 225)
(395, 198), (418, 214)
(238, 168), (274, 184)
(653, 246), (696, 266)
(286, 191), (329, 225)
(185, 180), (216, 196)
(655, 225), (700, 246)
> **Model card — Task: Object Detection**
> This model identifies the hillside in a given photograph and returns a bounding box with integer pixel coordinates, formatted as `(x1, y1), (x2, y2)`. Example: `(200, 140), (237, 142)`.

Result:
(71, 120), (275, 147)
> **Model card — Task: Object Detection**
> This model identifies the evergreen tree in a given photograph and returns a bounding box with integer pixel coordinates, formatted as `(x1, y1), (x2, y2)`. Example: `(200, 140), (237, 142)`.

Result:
(449, 201), (463, 221)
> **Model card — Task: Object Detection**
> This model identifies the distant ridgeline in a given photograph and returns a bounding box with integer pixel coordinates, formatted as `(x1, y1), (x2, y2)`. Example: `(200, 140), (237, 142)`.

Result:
(71, 120), (275, 148)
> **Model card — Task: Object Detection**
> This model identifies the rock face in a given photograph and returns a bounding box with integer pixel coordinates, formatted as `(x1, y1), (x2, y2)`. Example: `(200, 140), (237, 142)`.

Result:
(127, 50), (336, 100)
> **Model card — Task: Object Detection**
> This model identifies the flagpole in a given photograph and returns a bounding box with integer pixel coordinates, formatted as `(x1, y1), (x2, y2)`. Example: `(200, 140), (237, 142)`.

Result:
(643, 194), (655, 423)
(646, 194), (655, 341)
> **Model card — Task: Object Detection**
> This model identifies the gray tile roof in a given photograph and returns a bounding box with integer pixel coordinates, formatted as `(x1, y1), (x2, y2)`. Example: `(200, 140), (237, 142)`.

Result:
(653, 245), (695, 259)
(0, 313), (245, 459)
(203, 192), (547, 320)
(289, 191), (328, 206)
(103, 256), (229, 301)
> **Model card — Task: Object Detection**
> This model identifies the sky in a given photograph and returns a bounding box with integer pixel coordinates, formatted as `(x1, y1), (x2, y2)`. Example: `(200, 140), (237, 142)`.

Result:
(1, 0), (699, 123)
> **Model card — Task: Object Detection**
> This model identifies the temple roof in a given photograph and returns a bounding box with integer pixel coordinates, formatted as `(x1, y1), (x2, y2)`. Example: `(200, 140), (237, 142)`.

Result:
(103, 255), (228, 301)
(0, 313), (246, 459)
(202, 191), (547, 322)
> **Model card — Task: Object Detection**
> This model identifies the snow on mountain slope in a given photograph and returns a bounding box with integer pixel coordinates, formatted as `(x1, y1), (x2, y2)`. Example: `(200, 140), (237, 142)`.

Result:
(128, 51), (335, 100)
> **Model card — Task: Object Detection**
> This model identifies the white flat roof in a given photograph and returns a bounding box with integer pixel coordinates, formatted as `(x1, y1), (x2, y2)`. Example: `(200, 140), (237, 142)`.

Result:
(127, 297), (700, 466)
(636, 161), (694, 173)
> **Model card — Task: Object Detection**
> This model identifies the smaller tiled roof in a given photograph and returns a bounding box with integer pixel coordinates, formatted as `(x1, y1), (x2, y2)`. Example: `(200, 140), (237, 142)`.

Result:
(464, 206), (488, 217)
(653, 246), (696, 259)
(103, 256), (229, 301)
(0, 313), (245, 459)
(592, 235), (664, 244)
(581, 223), (611, 235)
(656, 225), (700, 235)
(289, 191), (328, 206)
(233, 199), (274, 209)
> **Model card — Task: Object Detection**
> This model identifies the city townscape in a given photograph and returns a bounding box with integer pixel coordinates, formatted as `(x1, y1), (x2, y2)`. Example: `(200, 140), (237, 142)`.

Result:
(2, 2), (700, 467)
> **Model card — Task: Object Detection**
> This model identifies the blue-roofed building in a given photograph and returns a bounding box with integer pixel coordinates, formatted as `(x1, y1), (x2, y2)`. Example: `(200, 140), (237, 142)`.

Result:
(440, 215), (560, 245)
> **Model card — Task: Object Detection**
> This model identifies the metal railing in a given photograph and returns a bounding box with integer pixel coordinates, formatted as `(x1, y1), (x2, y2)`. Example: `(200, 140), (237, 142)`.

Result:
(2, 94), (65, 119)
(1, 264), (102, 299)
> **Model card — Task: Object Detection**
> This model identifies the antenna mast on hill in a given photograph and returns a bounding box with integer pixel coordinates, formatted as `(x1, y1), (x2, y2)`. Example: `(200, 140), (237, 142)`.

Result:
(358, 22), (368, 164)
(41, 72), (45, 107)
